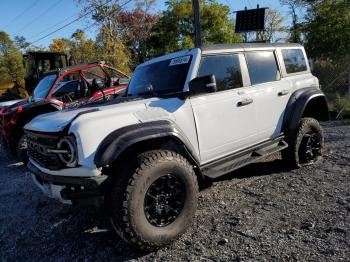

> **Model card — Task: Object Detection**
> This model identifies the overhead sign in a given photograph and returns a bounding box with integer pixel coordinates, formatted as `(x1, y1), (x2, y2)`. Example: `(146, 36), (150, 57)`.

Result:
(235, 8), (266, 33)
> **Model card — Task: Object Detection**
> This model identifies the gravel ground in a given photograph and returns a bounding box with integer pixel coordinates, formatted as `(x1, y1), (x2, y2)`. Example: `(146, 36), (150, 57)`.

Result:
(0, 120), (349, 261)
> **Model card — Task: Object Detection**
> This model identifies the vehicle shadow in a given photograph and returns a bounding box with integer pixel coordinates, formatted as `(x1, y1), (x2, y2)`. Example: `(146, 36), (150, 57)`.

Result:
(213, 158), (293, 182)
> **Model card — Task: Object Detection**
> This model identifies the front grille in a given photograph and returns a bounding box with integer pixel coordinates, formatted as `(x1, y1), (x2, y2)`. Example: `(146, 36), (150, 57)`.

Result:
(26, 131), (63, 170)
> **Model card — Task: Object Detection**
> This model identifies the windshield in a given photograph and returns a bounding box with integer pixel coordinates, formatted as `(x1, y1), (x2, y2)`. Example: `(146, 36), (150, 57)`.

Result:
(127, 55), (192, 96)
(32, 74), (57, 100)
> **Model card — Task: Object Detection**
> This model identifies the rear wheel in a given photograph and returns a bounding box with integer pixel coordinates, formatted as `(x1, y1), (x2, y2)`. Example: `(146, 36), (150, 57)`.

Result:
(282, 117), (324, 168)
(110, 150), (198, 250)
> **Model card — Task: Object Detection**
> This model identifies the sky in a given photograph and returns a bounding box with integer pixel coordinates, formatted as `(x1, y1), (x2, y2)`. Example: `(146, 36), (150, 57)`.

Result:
(0, 0), (289, 48)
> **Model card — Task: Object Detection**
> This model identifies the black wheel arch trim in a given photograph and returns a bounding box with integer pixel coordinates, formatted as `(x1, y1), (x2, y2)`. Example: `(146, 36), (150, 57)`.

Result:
(282, 87), (329, 132)
(94, 120), (199, 167)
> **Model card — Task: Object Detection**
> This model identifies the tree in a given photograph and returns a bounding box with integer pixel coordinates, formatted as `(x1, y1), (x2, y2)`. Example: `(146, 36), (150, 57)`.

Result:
(0, 31), (25, 85)
(49, 38), (71, 54)
(70, 30), (101, 63)
(256, 9), (286, 42)
(116, 8), (159, 67)
(135, 0), (156, 12)
(14, 36), (30, 52)
(303, 0), (350, 60)
(147, 0), (241, 57)
(76, 0), (131, 73)
(280, 0), (305, 43)
(49, 30), (102, 65)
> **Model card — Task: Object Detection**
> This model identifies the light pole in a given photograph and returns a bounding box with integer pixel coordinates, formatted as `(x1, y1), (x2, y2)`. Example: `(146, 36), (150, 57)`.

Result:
(192, 0), (202, 47)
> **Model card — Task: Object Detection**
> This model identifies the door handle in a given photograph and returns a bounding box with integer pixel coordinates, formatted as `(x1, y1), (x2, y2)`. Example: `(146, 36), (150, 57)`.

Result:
(278, 90), (289, 96)
(237, 98), (253, 107)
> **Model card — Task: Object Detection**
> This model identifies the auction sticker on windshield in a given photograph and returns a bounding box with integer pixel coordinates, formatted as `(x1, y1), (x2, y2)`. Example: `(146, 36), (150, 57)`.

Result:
(169, 56), (191, 66)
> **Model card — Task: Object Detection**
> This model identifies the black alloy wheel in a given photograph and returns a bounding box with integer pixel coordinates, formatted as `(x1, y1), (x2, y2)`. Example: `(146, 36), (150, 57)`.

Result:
(144, 173), (186, 227)
(300, 132), (322, 164)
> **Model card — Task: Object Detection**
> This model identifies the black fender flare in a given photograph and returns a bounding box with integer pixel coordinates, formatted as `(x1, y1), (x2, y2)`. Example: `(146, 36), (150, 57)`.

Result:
(282, 87), (329, 132)
(94, 120), (199, 167)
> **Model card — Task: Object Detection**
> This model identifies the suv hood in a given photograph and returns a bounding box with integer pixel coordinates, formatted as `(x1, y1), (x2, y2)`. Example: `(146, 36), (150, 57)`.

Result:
(24, 97), (151, 133)
(24, 107), (98, 133)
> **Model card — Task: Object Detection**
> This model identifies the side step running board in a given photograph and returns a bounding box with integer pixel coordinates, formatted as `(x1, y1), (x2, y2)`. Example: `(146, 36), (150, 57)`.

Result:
(200, 137), (288, 179)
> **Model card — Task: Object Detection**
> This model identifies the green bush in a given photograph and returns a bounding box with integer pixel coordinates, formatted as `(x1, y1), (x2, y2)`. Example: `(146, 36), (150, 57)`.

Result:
(329, 93), (350, 115)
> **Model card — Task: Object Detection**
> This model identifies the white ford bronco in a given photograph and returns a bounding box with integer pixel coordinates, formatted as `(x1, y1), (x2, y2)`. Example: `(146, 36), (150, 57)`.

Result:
(25, 43), (328, 250)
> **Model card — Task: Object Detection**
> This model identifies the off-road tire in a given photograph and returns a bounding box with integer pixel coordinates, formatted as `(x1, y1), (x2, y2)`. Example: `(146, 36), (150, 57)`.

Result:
(110, 150), (198, 251)
(17, 134), (28, 165)
(282, 117), (324, 168)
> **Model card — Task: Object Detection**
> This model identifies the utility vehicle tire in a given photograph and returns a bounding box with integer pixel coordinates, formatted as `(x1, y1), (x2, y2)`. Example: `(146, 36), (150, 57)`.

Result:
(110, 150), (198, 250)
(282, 117), (324, 168)
(17, 134), (28, 165)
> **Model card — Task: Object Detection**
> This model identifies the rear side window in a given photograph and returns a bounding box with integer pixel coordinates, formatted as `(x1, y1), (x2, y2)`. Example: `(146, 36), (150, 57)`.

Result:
(282, 49), (307, 74)
(246, 51), (280, 85)
(198, 54), (243, 91)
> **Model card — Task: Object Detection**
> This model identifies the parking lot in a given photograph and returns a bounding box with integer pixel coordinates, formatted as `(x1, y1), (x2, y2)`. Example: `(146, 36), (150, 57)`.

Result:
(1, 120), (349, 261)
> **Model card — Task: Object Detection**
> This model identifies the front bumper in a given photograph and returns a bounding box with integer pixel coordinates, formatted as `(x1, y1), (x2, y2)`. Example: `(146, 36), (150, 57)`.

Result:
(28, 161), (109, 206)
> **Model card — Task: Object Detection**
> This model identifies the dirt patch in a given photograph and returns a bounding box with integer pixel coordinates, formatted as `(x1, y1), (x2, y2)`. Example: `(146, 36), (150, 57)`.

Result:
(0, 121), (349, 261)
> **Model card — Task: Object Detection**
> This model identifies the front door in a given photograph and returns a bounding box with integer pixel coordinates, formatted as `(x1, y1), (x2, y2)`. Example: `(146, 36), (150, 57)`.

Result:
(190, 53), (259, 164)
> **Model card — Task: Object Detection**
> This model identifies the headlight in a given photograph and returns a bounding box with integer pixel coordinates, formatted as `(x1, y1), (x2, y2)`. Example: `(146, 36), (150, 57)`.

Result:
(57, 136), (78, 168)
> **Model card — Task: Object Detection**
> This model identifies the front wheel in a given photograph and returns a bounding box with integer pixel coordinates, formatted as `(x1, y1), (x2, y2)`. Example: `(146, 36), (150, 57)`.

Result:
(110, 150), (198, 250)
(282, 117), (324, 168)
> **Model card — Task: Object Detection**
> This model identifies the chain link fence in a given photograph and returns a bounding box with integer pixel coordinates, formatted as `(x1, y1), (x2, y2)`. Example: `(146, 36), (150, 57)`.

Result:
(312, 58), (350, 119)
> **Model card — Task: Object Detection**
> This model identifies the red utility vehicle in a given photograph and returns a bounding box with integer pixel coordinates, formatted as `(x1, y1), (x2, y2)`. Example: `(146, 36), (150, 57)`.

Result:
(0, 62), (129, 162)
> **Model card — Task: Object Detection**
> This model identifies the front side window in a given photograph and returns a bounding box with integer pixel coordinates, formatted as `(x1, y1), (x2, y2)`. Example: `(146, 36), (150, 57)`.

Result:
(281, 49), (307, 74)
(198, 54), (243, 91)
(246, 51), (280, 85)
(127, 56), (192, 96)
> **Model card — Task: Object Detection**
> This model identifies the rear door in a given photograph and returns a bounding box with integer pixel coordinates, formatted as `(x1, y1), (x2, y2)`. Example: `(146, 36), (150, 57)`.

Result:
(244, 50), (292, 141)
(190, 53), (259, 164)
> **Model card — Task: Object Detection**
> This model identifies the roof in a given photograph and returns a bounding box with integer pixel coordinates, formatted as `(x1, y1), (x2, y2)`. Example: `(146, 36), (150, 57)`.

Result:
(201, 43), (303, 54)
(60, 61), (105, 73)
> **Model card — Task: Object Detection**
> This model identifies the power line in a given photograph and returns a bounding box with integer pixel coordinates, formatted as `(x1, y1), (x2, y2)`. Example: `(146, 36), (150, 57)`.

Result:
(27, 1), (101, 40)
(29, 0), (132, 45)
(28, 12), (81, 39)
(29, 14), (90, 45)
(3, 0), (41, 28)
(17, 0), (62, 33)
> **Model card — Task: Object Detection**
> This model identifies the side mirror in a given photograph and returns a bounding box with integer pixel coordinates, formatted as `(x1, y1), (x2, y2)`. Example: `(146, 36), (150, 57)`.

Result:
(189, 74), (217, 95)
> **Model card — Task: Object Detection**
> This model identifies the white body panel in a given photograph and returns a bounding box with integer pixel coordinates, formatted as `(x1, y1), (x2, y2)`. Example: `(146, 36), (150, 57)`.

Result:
(25, 43), (320, 183)
(252, 79), (292, 140)
(190, 87), (259, 164)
